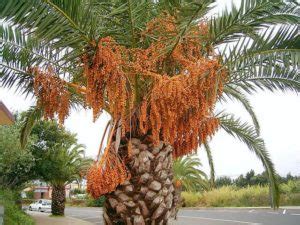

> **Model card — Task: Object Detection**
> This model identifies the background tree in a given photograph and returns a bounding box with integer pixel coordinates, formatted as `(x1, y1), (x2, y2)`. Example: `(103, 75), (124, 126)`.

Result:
(0, 0), (299, 224)
(215, 171), (299, 188)
(215, 176), (233, 188)
(29, 120), (92, 215)
(0, 117), (35, 190)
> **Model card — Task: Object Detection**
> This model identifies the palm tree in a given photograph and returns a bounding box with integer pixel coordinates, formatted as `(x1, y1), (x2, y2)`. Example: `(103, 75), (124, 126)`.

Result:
(34, 143), (92, 215)
(0, 0), (299, 224)
(173, 156), (208, 192)
(28, 119), (92, 215)
(173, 156), (208, 218)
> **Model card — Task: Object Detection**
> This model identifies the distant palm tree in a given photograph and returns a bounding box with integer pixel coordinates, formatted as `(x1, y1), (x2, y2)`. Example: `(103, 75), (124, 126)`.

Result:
(35, 143), (92, 215)
(173, 156), (208, 192)
(1, 0), (299, 223)
(173, 156), (208, 218)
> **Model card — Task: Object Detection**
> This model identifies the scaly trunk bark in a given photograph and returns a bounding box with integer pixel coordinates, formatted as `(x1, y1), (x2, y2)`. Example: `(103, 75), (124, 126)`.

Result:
(172, 185), (183, 220)
(51, 184), (65, 216)
(104, 137), (177, 225)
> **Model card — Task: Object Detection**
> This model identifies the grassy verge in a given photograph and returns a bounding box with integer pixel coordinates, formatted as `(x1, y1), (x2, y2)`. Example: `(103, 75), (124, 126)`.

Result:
(66, 196), (105, 207)
(0, 189), (35, 225)
(182, 184), (300, 207)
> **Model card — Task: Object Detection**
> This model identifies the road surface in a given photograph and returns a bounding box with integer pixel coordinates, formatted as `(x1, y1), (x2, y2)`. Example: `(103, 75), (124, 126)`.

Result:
(64, 207), (300, 225)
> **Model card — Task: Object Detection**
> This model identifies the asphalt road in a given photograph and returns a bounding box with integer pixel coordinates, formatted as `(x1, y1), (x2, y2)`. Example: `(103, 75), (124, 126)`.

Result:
(64, 207), (300, 225)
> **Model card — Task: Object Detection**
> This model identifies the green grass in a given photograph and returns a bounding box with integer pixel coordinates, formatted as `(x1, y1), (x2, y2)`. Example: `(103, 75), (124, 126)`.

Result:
(0, 189), (35, 225)
(182, 182), (300, 207)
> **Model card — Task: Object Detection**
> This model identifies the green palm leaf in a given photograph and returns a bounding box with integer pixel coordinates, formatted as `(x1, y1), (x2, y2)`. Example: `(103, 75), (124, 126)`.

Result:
(222, 85), (260, 134)
(210, 0), (300, 45)
(224, 25), (300, 92)
(173, 155), (209, 192)
(203, 142), (216, 189)
(219, 113), (279, 208)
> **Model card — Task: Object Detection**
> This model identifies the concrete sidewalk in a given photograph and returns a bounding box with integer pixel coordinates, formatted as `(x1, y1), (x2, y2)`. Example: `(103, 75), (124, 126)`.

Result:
(27, 211), (93, 225)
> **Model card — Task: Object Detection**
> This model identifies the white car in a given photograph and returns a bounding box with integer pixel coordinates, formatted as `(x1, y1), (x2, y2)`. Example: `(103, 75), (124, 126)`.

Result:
(28, 199), (52, 212)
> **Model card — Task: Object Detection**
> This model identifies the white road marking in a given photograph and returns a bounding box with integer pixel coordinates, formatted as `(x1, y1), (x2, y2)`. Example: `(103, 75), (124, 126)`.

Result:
(192, 209), (243, 213)
(178, 216), (262, 224)
(283, 209), (286, 214)
(80, 216), (102, 220)
(267, 212), (279, 214)
(291, 213), (300, 216)
(249, 210), (255, 213)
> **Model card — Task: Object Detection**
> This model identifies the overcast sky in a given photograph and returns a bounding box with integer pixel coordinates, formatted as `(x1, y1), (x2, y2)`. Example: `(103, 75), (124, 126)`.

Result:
(0, 0), (299, 178)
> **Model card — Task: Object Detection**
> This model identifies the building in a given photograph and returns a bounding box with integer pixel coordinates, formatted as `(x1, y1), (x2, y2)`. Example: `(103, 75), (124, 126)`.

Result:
(69, 179), (88, 191)
(32, 181), (71, 199)
(0, 101), (14, 125)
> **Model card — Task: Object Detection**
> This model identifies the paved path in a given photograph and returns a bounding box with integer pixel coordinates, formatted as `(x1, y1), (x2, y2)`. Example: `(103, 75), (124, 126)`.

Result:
(27, 211), (93, 225)
(64, 207), (300, 225)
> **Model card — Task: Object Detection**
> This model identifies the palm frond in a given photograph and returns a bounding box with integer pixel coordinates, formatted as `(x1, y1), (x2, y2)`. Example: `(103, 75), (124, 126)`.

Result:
(162, 0), (214, 56)
(173, 155), (209, 191)
(219, 113), (279, 208)
(222, 24), (300, 93)
(222, 85), (260, 134)
(89, 0), (155, 47)
(210, 0), (300, 45)
(0, 0), (90, 44)
(224, 25), (299, 81)
(0, 0), (94, 70)
(20, 106), (43, 148)
(203, 142), (216, 189)
(227, 66), (300, 93)
(0, 24), (79, 95)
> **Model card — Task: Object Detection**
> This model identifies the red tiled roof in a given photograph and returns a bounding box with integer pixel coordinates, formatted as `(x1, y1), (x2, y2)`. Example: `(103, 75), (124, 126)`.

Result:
(0, 101), (14, 125)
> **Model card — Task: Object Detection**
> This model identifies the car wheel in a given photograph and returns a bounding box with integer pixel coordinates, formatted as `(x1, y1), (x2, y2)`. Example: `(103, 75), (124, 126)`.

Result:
(38, 207), (41, 212)
(28, 206), (32, 211)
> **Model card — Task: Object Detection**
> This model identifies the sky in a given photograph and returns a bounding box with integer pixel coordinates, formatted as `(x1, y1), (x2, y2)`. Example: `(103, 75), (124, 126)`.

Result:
(0, 0), (299, 178)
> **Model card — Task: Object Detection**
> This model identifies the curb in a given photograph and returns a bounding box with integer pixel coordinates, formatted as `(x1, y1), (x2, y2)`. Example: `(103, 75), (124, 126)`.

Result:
(181, 206), (300, 210)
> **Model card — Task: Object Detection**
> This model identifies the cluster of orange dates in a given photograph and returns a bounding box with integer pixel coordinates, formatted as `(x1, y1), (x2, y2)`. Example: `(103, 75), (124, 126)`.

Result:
(33, 67), (70, 124)
(87, 149), (130, 198)
(33, 13), (227, 196)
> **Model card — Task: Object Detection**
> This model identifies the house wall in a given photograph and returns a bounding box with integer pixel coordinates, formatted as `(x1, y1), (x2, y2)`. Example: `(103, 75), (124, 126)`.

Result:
(33, 185), (71, 199)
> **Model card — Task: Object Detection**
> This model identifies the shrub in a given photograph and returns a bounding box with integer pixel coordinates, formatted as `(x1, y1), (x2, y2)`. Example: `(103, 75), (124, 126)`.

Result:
(280, 193), (300, 206)
(280, 180), (300, 194)
(70, 188), (86, 195)
(201, 186), (270, 207)
(21, 199), (35, 205)
(66, 199), (86, 207)
(181, 192), (202, 207)
(0, 190), (35, 225)
(24, 190), (34, 199)
(86, 195), (106, 207)
(180, 185), (300, 207)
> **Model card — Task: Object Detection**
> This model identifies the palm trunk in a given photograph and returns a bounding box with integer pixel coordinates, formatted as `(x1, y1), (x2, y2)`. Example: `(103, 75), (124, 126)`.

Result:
(172, 185), (183, 220)
(104, 137), (176, 225)
(51, 184), (65, 216)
